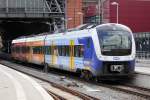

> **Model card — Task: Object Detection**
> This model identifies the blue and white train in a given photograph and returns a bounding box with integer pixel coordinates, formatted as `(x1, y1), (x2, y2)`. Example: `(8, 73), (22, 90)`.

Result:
(11, 23), (136, 79)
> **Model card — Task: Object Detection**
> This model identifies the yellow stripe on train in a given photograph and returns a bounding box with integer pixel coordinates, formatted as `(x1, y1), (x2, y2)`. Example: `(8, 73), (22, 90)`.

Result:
(70, 40), (75, 71)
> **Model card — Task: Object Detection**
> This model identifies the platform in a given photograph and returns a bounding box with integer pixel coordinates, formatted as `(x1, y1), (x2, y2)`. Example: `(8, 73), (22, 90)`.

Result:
(135, 60), (150, 75)
(135, 67), (150, 75)
(0, 64), (53, 100)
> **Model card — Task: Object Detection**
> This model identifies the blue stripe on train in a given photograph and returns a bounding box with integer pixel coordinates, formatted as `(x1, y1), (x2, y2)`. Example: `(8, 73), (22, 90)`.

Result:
(78, 37), (102, 75)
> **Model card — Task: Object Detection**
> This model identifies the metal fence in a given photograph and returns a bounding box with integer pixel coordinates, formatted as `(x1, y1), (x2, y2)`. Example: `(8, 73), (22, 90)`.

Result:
(134, 32), (150, 59)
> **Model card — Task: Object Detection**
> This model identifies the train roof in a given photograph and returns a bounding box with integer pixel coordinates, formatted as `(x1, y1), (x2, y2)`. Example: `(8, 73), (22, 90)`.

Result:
(12, 23), (132, 44)
(96, 23), (132, 32)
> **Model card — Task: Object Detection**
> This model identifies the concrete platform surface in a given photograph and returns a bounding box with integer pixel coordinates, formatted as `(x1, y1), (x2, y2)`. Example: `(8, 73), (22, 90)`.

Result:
(135, 66), (150, 75)
(0, 64), (53, 100)
(135, 60), (150, 75)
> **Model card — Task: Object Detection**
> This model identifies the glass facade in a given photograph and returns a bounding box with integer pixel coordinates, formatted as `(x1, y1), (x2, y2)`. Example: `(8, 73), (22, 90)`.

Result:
(134, 32), (150, 59)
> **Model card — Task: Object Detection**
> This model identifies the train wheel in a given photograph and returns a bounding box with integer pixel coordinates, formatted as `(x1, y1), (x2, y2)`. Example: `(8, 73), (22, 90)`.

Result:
(81, 70), (93, 81)
(44, 63), (49, 73)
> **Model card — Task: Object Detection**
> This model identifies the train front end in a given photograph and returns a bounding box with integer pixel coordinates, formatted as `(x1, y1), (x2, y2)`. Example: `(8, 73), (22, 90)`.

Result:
(94, 23), (136, 78)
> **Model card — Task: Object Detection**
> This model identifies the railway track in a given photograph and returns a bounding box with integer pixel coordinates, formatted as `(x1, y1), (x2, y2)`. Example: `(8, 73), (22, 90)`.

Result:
(96, 82), (150, 99)
(0, 59), (99, 100)
(0, 53), (150, 99)
(45, 83), (100, 100)
(46, 90), (66, 100)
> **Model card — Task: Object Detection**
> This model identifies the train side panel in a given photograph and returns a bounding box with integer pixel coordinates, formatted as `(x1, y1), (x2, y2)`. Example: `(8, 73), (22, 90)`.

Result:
(31, 41), (45, 65)
(45, 38), (83, 71)
(45, 35), (97, 72)
(11, 39), (27, 62)
(25, 36), (45, 65)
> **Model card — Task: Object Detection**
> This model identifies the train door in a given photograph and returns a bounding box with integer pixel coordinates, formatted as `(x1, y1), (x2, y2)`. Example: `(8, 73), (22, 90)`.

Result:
(69, 40), (75, 71)
(77, 37), (92, 70)
(51, 41), (58, 66)
(28, 46), (33, 63)
(84, 38), (92, 59)
(83, 37), (93, 70)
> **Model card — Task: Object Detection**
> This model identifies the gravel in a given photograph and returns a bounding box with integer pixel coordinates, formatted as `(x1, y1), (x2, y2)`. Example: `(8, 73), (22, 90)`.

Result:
(0, 60), (148, 100)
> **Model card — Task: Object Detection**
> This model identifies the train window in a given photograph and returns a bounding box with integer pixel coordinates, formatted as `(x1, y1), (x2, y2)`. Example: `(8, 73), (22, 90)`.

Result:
(41, 46), (43, 54)
(46, 46), (51, 55)
(42, 46), (45, 54)
(50, 46), (51, 55)
(22, 46), (26, 53)
(33, 47), (37, 54)
(79, 45), (84, 57)
(58, 46), (62, 56)
(62, 46), (65, 56)
(16, 47), (18, 53)
(17, 46), (21, 53)
(18, 47), (20, 53)
(21, 46), (24, 53)
(19, 46), (22, 53)
(26, 47), (29, 53)
(21, 46), (23, 53)
(40, 46), (42, 54)
(28, 46), (30, 53)
(53, 46), (58, 56)
(59, 46), (69, 56)
(74, 45), (84, 57)
(66, 46), (70, 56)
(45, 46), (50, 55)
(74, 46), (79, 57)
(25, 46), (30, 53)
(33, 46), (42, 54)
(36, 47), (39, 54)
(46, 45), (76, 57)
(39, 47), (42, 54)
(22, 47), (24, 53)
(14, 47), (16, 53)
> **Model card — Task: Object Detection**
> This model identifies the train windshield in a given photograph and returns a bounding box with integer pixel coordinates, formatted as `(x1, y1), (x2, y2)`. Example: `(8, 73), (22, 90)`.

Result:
(97, 30), (132, 56)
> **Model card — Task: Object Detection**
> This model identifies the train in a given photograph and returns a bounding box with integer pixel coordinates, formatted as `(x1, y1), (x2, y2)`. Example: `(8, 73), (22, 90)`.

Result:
(11, 23), (136, 80)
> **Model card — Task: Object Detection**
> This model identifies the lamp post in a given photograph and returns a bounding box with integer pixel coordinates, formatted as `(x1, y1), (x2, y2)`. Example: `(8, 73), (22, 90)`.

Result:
(111, 2), (119, 23)
(77, 12), (83, 25)
(98, 0), (101, 24)
(61, 17), (72, 30)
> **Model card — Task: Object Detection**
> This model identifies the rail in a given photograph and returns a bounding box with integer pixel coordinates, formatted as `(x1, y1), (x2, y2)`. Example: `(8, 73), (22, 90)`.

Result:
(0, 58), (100, 100)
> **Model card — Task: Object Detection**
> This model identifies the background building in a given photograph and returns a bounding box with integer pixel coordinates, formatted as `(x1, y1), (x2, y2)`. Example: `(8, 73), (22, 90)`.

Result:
(103, 0), (150, 33)
(82, 0), (150, 59)
(83, 0), (150, 33)
(66, 0), (83, 29)
(83, 0), (99, 24)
